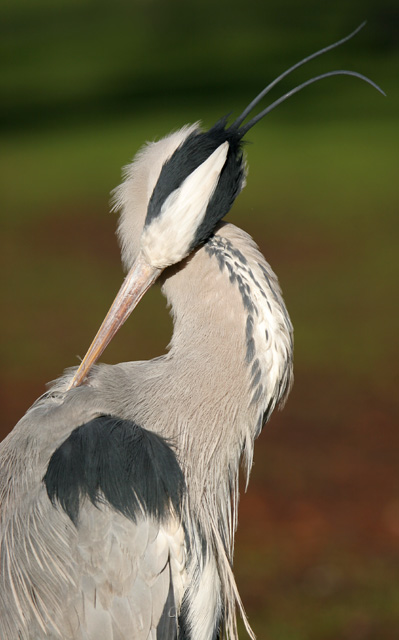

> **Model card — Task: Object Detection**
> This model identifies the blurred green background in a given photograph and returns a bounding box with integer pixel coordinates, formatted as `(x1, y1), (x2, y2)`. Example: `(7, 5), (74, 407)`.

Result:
(1, 1), (398, 638)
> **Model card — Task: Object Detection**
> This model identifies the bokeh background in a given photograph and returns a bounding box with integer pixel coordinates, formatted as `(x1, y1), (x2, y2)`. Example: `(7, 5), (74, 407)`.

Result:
(1, 1), (398, 638)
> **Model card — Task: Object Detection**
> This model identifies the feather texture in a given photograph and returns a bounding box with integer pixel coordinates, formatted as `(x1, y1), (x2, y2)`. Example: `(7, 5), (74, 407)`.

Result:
(1, 126), (293, 639)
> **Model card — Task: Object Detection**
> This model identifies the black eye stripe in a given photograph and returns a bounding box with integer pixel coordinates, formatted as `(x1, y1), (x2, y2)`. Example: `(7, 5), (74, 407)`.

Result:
(145, 119), (245, 252)
(145, 118), (243, 226)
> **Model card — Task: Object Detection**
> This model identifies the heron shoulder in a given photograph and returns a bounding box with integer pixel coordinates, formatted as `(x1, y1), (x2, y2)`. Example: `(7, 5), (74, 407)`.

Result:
(44, 414), (184, 526)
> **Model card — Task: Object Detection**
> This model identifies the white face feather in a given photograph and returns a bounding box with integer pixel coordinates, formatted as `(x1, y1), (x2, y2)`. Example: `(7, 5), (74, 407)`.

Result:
(113, 124), (201, 272)
(140, 142), (229, 269)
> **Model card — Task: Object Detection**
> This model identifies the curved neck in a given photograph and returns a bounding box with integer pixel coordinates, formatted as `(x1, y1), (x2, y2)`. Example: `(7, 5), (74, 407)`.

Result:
(160, 223), (293, 477)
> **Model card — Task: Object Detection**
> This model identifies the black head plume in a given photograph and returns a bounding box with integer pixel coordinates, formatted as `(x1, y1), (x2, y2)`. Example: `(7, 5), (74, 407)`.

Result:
(229, 21), (385, 137)
(146, 23), (384, 252)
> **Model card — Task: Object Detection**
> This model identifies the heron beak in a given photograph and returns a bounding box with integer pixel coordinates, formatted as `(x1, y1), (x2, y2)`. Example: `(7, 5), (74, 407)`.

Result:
(67, 252), (162, 389)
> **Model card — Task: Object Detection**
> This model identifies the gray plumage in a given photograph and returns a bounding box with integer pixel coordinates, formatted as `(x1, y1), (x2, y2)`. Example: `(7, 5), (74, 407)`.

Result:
(0, 123), (292, 640)
(1, 25), (382, 640)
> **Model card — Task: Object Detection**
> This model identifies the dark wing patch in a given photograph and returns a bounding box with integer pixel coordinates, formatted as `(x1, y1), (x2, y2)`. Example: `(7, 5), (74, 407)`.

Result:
(43, 415), (184, 525)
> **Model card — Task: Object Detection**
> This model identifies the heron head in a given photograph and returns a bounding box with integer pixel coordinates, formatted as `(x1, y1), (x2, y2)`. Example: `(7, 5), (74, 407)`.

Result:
(113, 120), (246, 272)
(113, 124), (199, 271)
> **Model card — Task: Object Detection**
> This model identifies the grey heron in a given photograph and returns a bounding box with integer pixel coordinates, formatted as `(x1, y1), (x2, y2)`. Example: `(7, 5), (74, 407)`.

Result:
(0, 25), (383, 640)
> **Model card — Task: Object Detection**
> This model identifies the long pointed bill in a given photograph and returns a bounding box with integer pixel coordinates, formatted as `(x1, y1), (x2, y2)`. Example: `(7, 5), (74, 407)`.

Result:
(67, 253), (162, 390)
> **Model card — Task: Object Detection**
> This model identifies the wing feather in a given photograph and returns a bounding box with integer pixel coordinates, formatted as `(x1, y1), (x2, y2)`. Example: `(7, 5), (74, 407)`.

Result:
(1, 411), (187, 639)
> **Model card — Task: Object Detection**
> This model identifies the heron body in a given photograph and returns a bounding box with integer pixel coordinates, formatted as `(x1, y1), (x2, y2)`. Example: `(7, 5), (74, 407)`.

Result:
(0, 26), (382, 640)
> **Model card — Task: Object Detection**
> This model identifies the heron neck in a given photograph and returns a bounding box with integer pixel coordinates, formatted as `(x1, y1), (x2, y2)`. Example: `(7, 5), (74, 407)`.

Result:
(159, 221), (292, 484)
